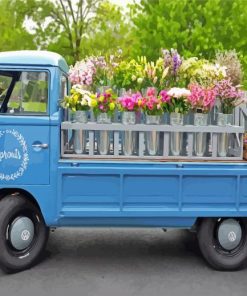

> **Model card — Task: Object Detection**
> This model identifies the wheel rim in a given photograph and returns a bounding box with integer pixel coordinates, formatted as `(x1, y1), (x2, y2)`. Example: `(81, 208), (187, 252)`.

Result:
(215, 218), (244, 253)
(8, 216), (35, 251)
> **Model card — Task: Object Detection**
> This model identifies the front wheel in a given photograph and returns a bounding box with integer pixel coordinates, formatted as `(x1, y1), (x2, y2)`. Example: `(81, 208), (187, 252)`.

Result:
(197, 218), (247, 271)
(0, 195), (49, 273)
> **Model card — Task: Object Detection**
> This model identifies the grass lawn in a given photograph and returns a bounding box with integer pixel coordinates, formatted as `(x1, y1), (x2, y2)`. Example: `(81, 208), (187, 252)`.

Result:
(8, 102), (47, 113)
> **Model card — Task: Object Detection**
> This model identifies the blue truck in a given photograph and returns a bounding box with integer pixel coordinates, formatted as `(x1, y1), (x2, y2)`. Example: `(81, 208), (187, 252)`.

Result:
(1, 50), (247, 273)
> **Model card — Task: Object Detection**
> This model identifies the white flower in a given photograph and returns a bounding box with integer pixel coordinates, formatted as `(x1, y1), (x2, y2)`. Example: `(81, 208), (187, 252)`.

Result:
(72, 84), (91, 97)
(137, 77), (143, 84)
(215, 63), (227, 77)
(81, 99), (87, 106)
(132, 75), (137, 81)
(167, 87), (191, 98)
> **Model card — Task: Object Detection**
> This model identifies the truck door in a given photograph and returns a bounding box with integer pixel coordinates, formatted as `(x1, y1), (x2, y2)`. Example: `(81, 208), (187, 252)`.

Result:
(0, 70), (50, 185)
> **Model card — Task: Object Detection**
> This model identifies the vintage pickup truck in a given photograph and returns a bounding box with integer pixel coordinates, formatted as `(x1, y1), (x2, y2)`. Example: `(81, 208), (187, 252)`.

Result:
(1, 50), (247, 273)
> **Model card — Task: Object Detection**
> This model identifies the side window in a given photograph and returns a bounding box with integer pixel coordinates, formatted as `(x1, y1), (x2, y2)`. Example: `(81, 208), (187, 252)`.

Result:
(0, 75), (12, 108)
(7, 71), (48, 114)
(60, 74), (69, 120)
(60, 74), (68, 100)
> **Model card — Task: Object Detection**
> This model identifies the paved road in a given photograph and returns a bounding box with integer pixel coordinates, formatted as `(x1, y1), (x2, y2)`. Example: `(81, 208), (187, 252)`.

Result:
(0, 228), (246, 296)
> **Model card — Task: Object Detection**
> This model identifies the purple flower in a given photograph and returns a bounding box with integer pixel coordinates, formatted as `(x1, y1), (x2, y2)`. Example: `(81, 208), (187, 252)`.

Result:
(162, 48), (182, 76)
(171, 49), (182, 75)
(162, 49), (172, 69)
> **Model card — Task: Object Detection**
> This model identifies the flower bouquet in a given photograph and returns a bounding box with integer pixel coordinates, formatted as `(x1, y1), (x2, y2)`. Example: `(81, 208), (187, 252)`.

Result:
(118, 93), (143, 156)
(215, 79), (243, 116)
(162, 48), (182, 88)
(90, 88), (117, 119)
(166, 87), (191, 156)
(61, 85), (93, 154)
(142, 88), (164, 156)
(61, 84), (92, 113)
(90, 89), (117, 155)
(188, 84), (217, 156)
(113, 59), (144, 92)
(213, 79), (243, 157)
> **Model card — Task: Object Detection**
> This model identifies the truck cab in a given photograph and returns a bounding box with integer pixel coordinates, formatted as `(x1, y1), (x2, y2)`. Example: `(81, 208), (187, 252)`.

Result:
(0, 50), (247, 273)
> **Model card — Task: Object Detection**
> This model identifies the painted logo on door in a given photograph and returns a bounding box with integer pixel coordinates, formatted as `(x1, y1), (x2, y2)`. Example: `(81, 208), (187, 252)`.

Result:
(0, 129), (29, 181)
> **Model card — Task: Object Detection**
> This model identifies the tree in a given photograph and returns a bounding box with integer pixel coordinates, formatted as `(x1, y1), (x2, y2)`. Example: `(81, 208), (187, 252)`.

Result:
(17, 0), (132, 65)
(130, 0), (247, 84)
(80, 1), (133, 58)
(17, 0), (103, 63)
(0, 0), (35, 51)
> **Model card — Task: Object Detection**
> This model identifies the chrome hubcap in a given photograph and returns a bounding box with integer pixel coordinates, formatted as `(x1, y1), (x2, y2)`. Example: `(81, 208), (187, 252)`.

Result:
(217, 219), (242, 251)
(9, 217), (35, 251)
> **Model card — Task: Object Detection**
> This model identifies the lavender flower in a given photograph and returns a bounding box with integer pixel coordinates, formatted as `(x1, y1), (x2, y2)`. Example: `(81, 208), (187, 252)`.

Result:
(162, 48), (182, 76)
(171, 49), (182, 75)
(162, 49), (172, 69)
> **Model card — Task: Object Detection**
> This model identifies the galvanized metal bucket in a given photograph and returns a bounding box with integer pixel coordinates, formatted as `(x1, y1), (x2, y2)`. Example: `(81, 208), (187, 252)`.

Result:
(73, 111), (88, 154)
(122, 111), (136, 156)
(145, 115), (161, 156)
(194, 113), (208, 157)
(217, 113), (233, 157)
(97, 113), (111, 155)
(170, 112), (183, 156)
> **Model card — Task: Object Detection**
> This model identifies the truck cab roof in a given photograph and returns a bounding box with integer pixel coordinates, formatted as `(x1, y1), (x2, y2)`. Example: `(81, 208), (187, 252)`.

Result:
(0, 50), (69, 73)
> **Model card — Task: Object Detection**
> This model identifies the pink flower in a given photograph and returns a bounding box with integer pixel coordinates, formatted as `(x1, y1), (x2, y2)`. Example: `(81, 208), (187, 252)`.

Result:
(160, 90), (171, 103)
(118, 93), (142, 111)
(215, 79), (243, 100)
(146, 87), (156, 97)
(188, 84), (216, 112)
(142, 92), (164, 115)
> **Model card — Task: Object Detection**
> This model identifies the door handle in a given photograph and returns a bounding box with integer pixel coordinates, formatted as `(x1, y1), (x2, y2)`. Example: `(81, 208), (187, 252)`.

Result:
(32, 143), (49, 149)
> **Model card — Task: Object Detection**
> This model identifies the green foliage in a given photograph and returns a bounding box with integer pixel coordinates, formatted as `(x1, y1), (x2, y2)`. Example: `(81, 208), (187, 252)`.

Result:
(165, 97), (190, 114)
(12, 0), (132, 65)
(81, 1), (133, 58)
(0, 0), (35, 51)
(130, 0), (247, 87)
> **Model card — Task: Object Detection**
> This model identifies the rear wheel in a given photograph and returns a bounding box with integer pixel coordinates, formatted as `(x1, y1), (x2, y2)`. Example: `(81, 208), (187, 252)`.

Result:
(0, 194), (49, 273)
(197, 218), (247, 271)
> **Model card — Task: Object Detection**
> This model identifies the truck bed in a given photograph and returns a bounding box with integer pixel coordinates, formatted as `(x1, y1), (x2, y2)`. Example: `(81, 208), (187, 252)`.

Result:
(56, 160), (247, 228)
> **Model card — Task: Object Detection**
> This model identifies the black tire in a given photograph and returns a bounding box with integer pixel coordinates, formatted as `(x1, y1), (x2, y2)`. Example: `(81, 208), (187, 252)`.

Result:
(0, 194), (49, 273)
(197, 218), (247, 271)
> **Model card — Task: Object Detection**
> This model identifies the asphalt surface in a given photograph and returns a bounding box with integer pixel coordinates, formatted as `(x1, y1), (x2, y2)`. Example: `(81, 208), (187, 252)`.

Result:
(0, 228), (246, 296)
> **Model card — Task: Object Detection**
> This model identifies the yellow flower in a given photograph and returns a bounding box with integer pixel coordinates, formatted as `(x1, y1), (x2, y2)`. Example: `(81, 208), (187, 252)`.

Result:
(91, 99), (97, 107)
(162, 67), (169, 79)
(99, 95), (104, 102)
(109, 102), (115, 111)
(73, 94), (79, 101)
(105, 88), (112, 94)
